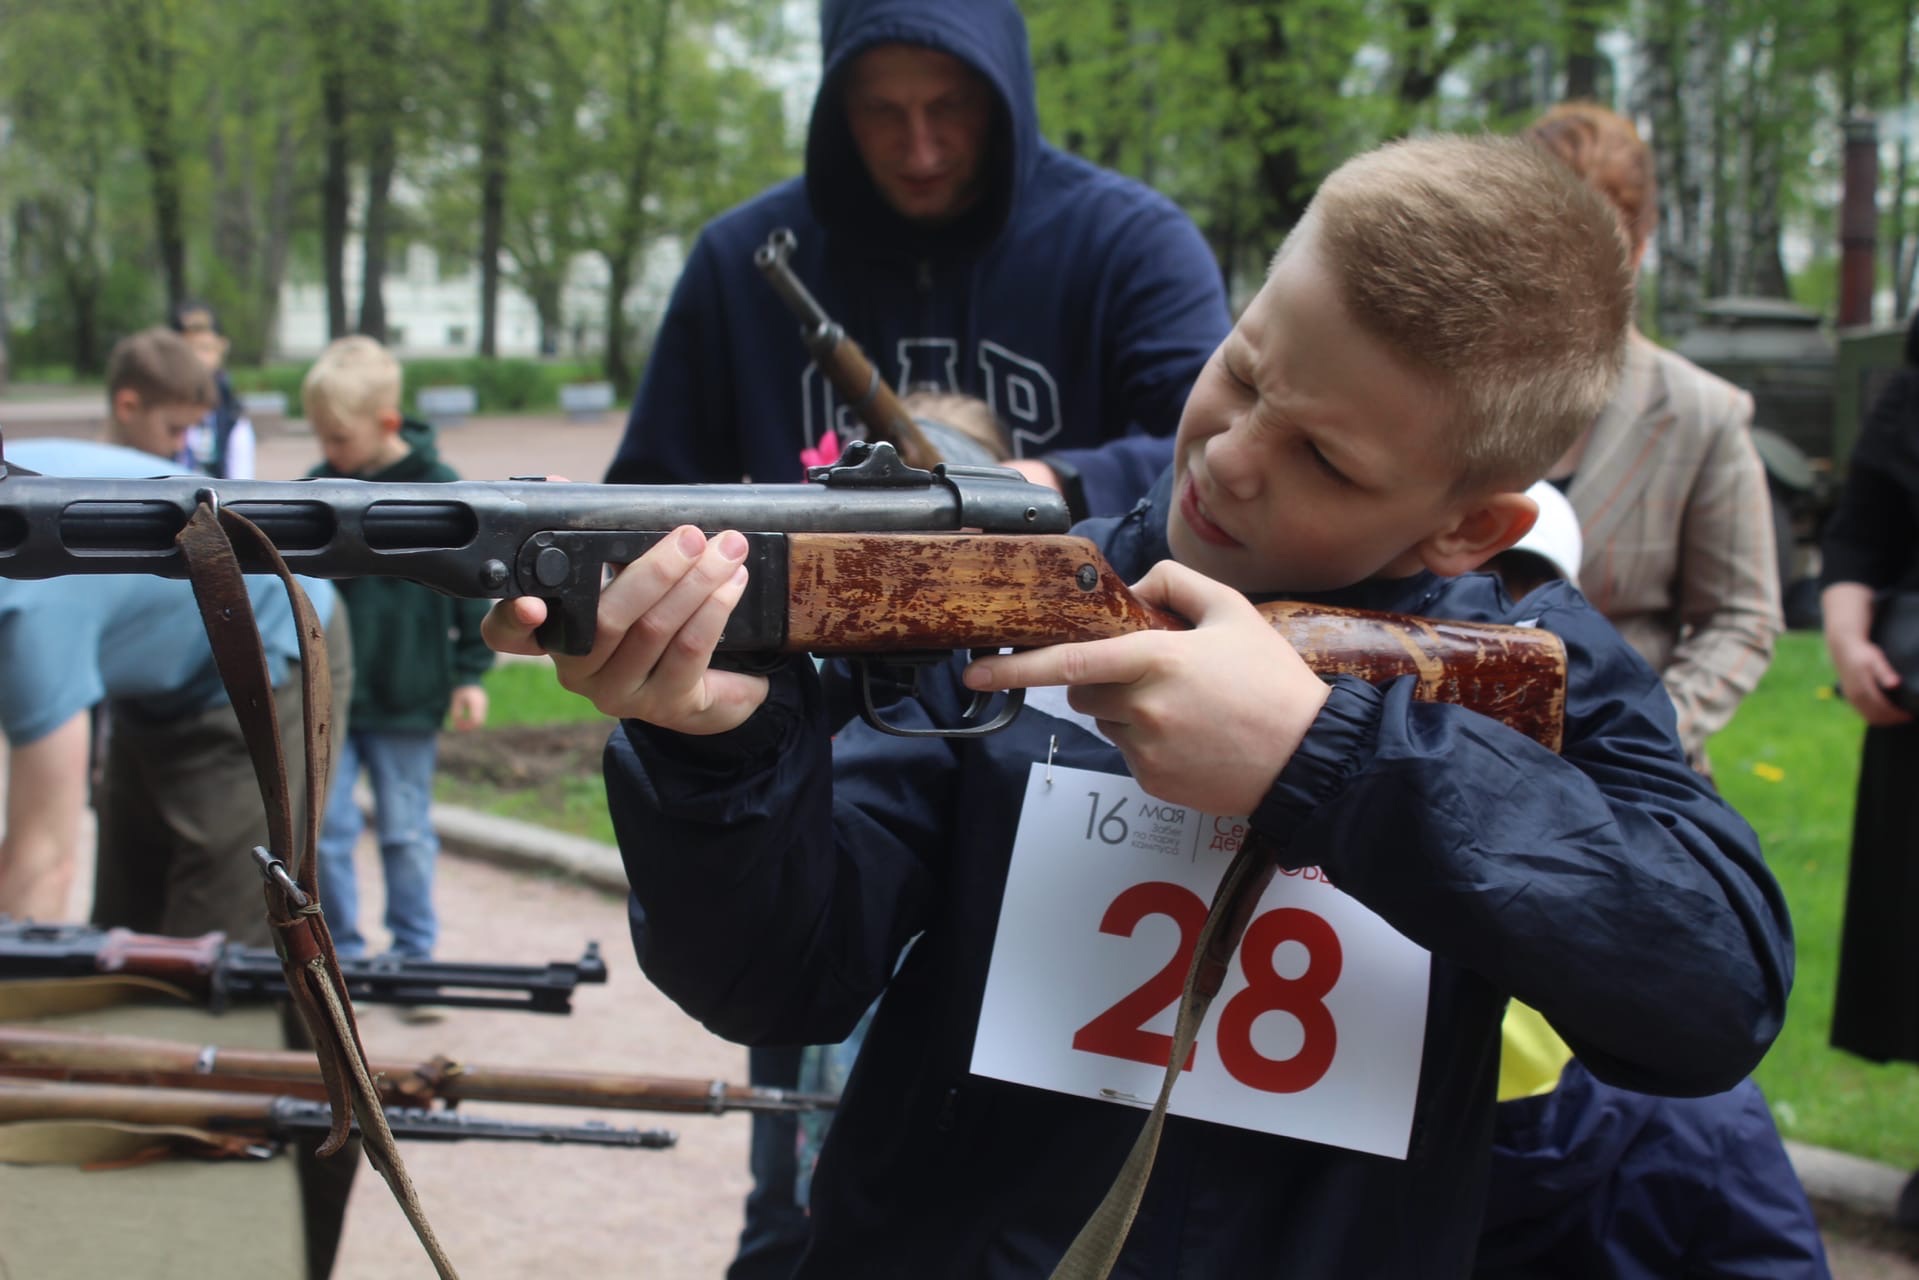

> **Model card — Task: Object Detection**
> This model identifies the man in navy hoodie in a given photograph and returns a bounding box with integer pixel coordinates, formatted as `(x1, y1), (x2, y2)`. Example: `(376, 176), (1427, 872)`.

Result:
(603, 0), (1230, 524)
(610, 4), (1229, 1272)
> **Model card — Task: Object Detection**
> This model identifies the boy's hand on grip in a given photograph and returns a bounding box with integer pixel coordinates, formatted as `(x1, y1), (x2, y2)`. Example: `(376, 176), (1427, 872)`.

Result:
(962, 560), (1330, 816)
(480, 525), (769, 735)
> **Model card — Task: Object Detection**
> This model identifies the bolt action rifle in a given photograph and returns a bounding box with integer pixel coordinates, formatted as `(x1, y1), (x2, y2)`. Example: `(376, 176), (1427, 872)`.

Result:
(0, 438), (1566, 746)
(756, 227), (1009, 470)
(0, 917), (607, 1015)
(0, 1024), (839, 1117)
(0, 1079), (677, 1156)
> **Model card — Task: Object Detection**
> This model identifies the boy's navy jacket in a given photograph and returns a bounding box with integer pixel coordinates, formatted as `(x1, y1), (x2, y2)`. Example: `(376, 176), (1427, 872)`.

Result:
(602, 0), (1230, 520)
(306, 419), (493, 732)
(605, 473), (1794, 1277)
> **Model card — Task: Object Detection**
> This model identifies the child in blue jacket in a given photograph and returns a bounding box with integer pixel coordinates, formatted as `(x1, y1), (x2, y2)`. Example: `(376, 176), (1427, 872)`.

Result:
(486, 134), (1793, 1277)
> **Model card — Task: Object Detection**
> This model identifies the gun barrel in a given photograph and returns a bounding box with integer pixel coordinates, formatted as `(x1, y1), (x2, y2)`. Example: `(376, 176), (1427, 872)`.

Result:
(0, 1026), (841, 1116)
(753, 229), (835, 342)
(0, 445), (1072, 655)
(0, 1079), (677, 1149)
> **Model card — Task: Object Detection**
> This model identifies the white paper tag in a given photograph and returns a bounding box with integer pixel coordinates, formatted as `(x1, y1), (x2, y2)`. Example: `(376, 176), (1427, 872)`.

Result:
(972, 762), (1430, 1159)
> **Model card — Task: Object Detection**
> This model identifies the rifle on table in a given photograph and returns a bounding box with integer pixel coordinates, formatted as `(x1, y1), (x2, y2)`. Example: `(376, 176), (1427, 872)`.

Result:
(755, 227), (1007, 470)
(0, 1079), (676, 1155)
(0, 1025), (838, 1117)
(0, 918), (607, 1015)
(0, 438), (1566, 747)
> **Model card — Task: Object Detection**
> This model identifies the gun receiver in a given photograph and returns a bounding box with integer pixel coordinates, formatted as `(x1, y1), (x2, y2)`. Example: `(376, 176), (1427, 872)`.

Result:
(0, 438), (1567, 747)
(0, 917), (608, 1015)
(754, 227), (951, 469)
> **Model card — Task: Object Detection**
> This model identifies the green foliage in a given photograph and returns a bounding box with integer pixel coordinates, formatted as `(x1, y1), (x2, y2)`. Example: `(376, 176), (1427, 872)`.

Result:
(228, 357), (605, 416)
(1791, 256), (1842, 318)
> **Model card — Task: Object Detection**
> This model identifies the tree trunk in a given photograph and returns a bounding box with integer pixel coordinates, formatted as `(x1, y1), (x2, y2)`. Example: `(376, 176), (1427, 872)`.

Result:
(101, 8), (188, 308)
(1893, 0), (1916, 315)
(533, 276), (563, 356)
(477, 0), (513, 357)
(601, 256), (632, 391)
(1705, 25), (1734, 299)
(320, 60), (351, 341)
(359, 121), (396, 341)
(1224, 4), (1309, 279)
(256, 114), (299, 363)
(1564, 5), (1603, 102)
(69, 282), (99, 377)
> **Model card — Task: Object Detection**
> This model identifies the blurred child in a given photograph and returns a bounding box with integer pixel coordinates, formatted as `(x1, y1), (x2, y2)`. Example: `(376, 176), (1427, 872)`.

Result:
(103, 328), (214, 461)
(168, 301), (256, 479)
(304, 337), (492, 986)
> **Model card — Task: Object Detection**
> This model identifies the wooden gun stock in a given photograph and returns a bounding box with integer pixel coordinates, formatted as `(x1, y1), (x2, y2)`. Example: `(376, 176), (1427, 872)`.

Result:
(0, 1026), (838, 1117)
(784, 533), (1567, 751)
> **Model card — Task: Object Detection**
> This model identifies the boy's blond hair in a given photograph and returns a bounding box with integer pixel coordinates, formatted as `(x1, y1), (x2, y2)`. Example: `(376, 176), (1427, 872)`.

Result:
(302, 335), (403, 424)
(106, 328), (214, 408)
(1300, 134), (1632, 489)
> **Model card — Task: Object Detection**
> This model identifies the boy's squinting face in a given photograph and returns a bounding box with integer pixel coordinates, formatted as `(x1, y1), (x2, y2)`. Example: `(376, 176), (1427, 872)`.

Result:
(311, 407), (400, 476)
(115, 395), (206, 460)
(1168, 232), (1471, 595)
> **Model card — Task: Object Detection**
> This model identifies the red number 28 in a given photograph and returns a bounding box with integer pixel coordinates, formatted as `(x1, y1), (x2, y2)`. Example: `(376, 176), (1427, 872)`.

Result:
(1069, 881), (1342, 1094)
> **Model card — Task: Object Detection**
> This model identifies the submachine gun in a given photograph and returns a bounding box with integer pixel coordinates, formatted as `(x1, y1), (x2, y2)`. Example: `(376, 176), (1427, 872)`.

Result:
(0, 437), (1567, 745)
(0, 917), (607, 1015)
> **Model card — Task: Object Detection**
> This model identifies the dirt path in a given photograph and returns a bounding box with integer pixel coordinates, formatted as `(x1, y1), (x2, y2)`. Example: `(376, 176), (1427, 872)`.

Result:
(329, 842), (753, 1279)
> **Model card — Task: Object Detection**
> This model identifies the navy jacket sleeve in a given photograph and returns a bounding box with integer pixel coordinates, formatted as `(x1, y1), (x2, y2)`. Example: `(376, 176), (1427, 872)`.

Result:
(604, 233), (740, 485)
(1250, 593), (1792, 1096)
(1041, 202), (1228, 517)
(607, 658), (956, 1044)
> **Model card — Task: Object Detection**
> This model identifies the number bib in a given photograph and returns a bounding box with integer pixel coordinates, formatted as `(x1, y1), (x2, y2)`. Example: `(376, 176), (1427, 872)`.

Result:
(972, 763), (1431, 1159)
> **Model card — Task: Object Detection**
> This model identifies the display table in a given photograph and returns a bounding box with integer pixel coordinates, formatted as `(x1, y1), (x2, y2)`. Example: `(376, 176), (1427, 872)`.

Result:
(0, 995), (307, 1279)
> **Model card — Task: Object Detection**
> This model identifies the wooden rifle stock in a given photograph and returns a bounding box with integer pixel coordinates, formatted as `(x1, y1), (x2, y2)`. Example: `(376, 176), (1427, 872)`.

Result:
(785, 533), (1567, 751)
(0, 1025), (838, 1117)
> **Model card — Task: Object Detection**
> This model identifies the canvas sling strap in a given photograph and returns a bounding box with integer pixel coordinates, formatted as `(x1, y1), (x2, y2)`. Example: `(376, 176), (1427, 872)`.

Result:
(173, 500), (461, 1280)
(1048, 829), (1285, 1280)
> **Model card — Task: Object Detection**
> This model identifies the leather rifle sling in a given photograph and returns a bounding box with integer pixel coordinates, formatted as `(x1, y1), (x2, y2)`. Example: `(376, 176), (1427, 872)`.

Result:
(1048, 831), (1284, 1280)
(174, 502), (460, 1280)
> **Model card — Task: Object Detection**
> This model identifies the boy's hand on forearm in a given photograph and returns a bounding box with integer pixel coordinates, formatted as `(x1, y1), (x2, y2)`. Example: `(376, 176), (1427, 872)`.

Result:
(962, 560), (1330, 815)
(480, 525), (769, 735)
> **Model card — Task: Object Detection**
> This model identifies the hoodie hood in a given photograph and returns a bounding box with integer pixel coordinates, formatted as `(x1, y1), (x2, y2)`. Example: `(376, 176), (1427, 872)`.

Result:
(807, 0), (1039, 254)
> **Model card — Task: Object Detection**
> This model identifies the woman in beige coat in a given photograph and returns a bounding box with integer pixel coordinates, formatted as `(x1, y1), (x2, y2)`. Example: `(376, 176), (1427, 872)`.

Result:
(1529, 103), (1783, 772)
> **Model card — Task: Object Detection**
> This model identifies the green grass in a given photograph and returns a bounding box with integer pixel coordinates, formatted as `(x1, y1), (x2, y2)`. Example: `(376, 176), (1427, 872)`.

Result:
(438, 770), (618, 846)
(446, 635), (1919, 1168)
(435, 660), (618, 845)
(1716, 633), (1919, 1168)
(478, 659), (609, 727)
